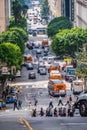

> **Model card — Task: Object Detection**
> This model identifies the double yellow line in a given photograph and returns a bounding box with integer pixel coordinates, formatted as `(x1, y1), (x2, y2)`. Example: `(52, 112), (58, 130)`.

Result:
(19, 117), (33, 130)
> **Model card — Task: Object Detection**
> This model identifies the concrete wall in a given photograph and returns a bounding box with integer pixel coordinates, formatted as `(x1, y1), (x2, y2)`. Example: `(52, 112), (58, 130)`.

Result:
(48, 0), (61, 19)
(75, 0), (87, 28)
(0, 0), (9, 33)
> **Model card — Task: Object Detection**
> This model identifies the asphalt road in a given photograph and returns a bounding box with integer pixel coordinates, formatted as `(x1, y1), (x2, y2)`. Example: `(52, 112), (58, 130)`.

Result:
(0, 117), (28, 130)
(0, 117), (87, 130)
(27, 117), (87, 130)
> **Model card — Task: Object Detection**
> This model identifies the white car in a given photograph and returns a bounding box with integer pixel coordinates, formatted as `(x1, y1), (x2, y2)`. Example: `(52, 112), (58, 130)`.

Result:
(39, 68), (47, 75)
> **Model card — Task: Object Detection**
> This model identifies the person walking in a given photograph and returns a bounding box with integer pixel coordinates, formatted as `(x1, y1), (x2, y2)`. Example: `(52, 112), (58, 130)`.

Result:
(18, 100), (22, 109)
(65, 95), (70, 106)
(34, 98), (38, 106)
(32, 108), (37, 117)
(49, 101), (53, 108)
(39, 108), (44, 117)
(58, 96), (63, 106)
(13, 98), (19, 110)
(54, 107), (58, 117)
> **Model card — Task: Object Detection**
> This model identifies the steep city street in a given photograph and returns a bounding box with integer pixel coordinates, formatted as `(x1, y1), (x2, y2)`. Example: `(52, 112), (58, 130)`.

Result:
(0, 0), (87, 130)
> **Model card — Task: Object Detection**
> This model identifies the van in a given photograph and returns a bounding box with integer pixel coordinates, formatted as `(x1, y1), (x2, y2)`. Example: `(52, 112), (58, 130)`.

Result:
(72, 80), (84, 94)
(48, 79), (66, 96)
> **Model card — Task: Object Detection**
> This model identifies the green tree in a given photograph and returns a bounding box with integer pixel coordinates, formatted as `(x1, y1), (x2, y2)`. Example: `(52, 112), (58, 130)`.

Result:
(9, 15), (27, 30)
(0, 30), (25, 53)
(0, 43), (22, 68)
(40, 0), (50, 22)
(51, 28), (87, 56)
(47, 16), (72, 38)
(12, 0), (22, 24)
(0, 43), (22, 89)
(9, 27), (28, 43)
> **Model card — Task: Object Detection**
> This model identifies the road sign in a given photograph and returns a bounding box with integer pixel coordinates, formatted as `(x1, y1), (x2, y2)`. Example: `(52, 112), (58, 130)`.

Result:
(2, 67), (8, 74)
(78, 65), (85, 69)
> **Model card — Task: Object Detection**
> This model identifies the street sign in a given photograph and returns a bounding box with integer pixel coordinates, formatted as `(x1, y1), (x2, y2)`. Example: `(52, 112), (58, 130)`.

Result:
(2, 67), (8, 74)
(78, 65), (85, 69)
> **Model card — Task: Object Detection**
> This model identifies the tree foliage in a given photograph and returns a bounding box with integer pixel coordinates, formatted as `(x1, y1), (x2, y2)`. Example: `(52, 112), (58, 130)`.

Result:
(47, 16), (72, 38)
(9, 27), (28, 43)
(0, 28), (27, 53)
(9, 15), (27, 30)
(12, 0), (22, 24)
(0, 42), (22, 69)
(40, 0), (50, 22)
(10, 0), (27, 30)
(51, 28), (87, 56)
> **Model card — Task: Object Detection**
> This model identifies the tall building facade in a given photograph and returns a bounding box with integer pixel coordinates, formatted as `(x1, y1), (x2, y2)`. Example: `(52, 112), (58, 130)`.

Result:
(61, 0), (74, 22)
(75, 0), (87, 28)
(48, 0), (61, 20)
(0, 0), (10, 33)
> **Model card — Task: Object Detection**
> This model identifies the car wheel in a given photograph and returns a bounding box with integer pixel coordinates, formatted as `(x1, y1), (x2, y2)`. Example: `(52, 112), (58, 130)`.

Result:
(80, 101), (87, 117)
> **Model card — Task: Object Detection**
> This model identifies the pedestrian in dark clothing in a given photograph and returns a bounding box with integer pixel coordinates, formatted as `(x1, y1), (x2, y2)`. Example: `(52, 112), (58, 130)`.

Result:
(69, 109), (74, 117)
(39, 108), (44, 117)
(46, 107), (51, 117)
(70, 95), (72, 104)
(18, 100), (22, 109)
(13, 99), (19, 110)
(32, 108), (36, 117)
(58, 107), (62, 116)
(34, 98), (38, 106)
(58, 96), (63, 106)
(54, 108), (58, 117)
(49, 101), (53, 108)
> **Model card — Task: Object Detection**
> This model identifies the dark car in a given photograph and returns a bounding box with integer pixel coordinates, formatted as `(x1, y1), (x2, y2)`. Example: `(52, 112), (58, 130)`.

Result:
(28, 71), (36, 79)
(26, 43), (33, 49)
(65, 73), (76, 82)
(26, 63), (33, 70)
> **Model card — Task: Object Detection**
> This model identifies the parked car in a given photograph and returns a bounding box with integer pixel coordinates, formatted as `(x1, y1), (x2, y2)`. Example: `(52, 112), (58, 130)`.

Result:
(28, 71), (36, 79)
(26, 63), (33, 70)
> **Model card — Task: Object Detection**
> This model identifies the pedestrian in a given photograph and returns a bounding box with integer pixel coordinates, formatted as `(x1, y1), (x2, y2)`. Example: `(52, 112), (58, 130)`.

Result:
(18, 100), (22, 109)
(69, 109), (74, 117)
(32, 108), (36, 117)
(58, 107), (62, 116)
(39, 108), (44, 117)
(34, 98), (38, 106)
(49, 101), (53, 108)
(28, 99), (32, 108)
(65, 95), (70, 106)
(54, 107), (58, 117)
(13, 98), (19, 110)
(58, 96), (63, 106)
(69, 95), (72, 104)
(61, 107), (66, 117)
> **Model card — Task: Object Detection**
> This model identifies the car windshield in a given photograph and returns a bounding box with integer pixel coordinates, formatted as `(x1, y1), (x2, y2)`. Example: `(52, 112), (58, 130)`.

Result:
(51, 80), (63, 84)
(28, 63), (32, 67)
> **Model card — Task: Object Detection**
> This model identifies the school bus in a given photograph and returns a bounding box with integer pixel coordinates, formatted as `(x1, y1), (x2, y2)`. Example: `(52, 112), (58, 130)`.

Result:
(48, 62), (60, 72)
(49, 70), (62, 80)
(48, 79), (66, 96)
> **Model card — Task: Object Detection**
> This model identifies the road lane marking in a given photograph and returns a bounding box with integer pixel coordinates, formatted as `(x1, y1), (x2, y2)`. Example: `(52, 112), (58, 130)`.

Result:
(61, 123), (87, 126)
(22, 118), (34, 130)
